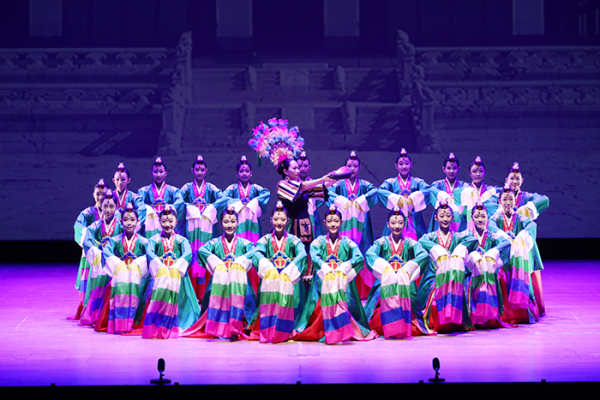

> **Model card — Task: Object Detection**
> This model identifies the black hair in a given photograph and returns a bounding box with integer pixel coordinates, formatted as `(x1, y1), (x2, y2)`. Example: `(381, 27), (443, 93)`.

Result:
(153, 157), (167, 171)
(121, 204), (139, 221)
(470, 156), (485, 172)
(220, 206), (238, 222)
(192, 155), (207, 169)
(277, 158), (293, 178)
(395, 150), (412, 164)
(160, 205), (178, 219)
(115, 163), (130, 179)
(470, 202), (488, 217)
(346, 150), (360, 167)
(443, 153), (459, 168)
(387, 208), (407, 223)
(236, 155), (252, 172)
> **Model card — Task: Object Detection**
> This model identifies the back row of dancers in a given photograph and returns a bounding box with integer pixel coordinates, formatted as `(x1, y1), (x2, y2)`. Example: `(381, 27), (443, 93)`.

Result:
(72, 119), (548, 343)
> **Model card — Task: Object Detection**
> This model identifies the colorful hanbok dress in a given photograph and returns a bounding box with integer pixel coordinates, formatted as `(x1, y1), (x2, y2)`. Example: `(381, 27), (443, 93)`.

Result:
(183, 235), (256, 339)
(378, 176), (429, 240)
(427, 179), (469, 233)
(277, 179), (328, 246)
(252, 231), (307, 343)
(296, 235), (374, 344)
(454, 184), (499, 231)
(302, 176), (326, 239)
(489, 211), (543, 323)
(223, 182), (270, 295)
(137, 182), (184, 238)
(72, 205), (102, 318)
(418, 230), (478, 333)
(102, 232), (150, 334)
(180, 180), (229, 299)
(327, 179), (379, 299)
(79, 217), (124, 326)
(464, 226), (512, 327)
(364, 236), (429, 338)
(142, 232), (200, 339)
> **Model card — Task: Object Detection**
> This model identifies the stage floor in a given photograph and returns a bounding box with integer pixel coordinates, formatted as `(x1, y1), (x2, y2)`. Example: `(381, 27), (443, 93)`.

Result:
(1, 261), (599, 386)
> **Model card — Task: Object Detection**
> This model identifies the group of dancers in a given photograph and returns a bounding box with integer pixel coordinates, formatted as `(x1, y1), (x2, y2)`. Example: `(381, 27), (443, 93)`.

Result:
(71, 118), (549, 344)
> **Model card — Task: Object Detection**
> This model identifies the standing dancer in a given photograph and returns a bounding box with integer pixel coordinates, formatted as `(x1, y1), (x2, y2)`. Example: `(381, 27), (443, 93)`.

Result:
(137, 157), (184, 238)
(297, 151), (325, 239)
(180, 154), (229, 301)
(428, 153), (469, 233)
(378, 148), (429, 240)
(327, 150), (378, 299)
(223, 155), (270, 294)
(71, 178), (107, 320)
(248, 118), (335, 279)
(501, 162), (549, 316)
(79, 190), (124, 327)
(454, 156), (499, 231)
(489, 186), (542, 324)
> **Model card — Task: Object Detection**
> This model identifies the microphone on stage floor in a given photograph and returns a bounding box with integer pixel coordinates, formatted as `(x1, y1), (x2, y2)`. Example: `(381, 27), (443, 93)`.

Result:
(151, 358), (172, 385)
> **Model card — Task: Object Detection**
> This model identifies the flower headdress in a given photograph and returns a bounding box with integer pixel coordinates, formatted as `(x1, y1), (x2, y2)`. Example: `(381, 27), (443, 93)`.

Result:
(195, 154), (205, 165)
(154, 157), (163, 167)
(124, 203), (136, 213)
(474, 201), (486, 211)
(448, 153), (456, 161)
(248, 118), (305, 167)
(117, 162), (126, 172)
(298, 151), (308, 161)
(349, 150), (358, 160)
(473, 156), (482, 166)
(399, 148), (408, 158)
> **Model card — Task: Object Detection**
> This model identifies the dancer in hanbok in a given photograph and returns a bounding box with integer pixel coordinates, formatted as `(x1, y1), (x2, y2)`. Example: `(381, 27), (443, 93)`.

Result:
(418, 201), (478, 333)
(102, 204), (150, 334)
(71, 178), (107, 319)
(252, 201), (307, 343)
(180, 154), (229, 300)
(500, 162), (549, 316)
(248, 119), (335, 279)
(182, 206), (256, 339)
(142, 205), (200, 339)
(327, 151), (378, 299)
(137, 157), (184, 238)
(295, 205), (374, 344)
(503, 162), (549, 221)
(428, 153), (469, 233)
(112, 162), (143, 214)
(223, 155), (270, 294)
(464, 202), (512, 328)
(297, 151), (325, 239)
(364, 208), (429, 339)
(79, 190), (124, 327)
(453, 156), (499, 231)
(378, 148), (429, 240)
(489, 186), (543, 324)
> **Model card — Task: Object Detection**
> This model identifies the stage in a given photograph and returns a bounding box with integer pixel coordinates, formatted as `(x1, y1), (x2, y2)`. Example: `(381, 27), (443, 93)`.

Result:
(1, 260), (599, 387)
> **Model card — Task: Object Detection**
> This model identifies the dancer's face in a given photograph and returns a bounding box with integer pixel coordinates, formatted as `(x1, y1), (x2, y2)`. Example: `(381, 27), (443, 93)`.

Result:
(469, 165), (485, 185)
(284, 160), (300, 181)
(506, 172), (523, 193)
(472, 209), (488, 231)
(435, 208), (453, 229)
(152, 165), (167, 185)
(237, 164), (252, 184)
(387, 215), (405, 236)
(271, 211), (288, 235)
(325, 214), (342, 236)
(443, 161), (459, 181)
(160, 214), (177, 235)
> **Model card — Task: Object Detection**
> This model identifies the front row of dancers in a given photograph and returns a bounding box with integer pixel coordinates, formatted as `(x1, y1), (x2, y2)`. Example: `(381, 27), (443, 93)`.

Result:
(74, 184), (541, 344)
